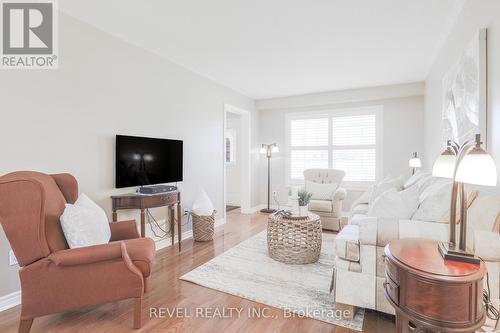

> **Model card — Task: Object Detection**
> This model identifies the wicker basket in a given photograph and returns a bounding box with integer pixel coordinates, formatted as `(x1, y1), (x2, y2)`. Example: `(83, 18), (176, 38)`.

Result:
(267, 212), (322, 264)
(192, 210), (216, 242)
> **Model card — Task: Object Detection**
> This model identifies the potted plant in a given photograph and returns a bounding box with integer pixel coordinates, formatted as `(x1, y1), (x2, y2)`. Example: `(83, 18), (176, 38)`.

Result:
(297, 189), (313, 216)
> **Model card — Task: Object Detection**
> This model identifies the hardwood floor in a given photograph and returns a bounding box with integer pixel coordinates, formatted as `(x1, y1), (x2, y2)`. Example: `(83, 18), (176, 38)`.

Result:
(0, 211), (395, 333)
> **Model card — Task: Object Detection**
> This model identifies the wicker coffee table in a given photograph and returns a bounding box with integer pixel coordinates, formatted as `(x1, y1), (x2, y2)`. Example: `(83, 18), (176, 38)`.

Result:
(267, 212), (322, 264)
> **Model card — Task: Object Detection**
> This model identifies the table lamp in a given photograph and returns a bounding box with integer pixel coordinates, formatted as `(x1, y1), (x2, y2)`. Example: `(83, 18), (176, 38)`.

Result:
(260, 143), (278, 213)
(432, 134), (497, 264)
(408, 152), (421, 175)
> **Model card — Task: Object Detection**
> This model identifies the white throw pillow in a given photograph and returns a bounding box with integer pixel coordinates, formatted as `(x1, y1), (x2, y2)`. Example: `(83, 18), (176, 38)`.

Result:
(369, 175), (405, 204)
(350, 185), (374, 209)
(305, 181), (338, 200)
(368, 185), (419, 219)
(60, 194), (111, 249)
(403, 171), (431, 189)
(411, 181), (452, 222)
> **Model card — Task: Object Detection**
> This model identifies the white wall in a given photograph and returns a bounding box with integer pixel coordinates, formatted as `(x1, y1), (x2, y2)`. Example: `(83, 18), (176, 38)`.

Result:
(257, 84), (424, 208)
(225, 115), (242, 205)
(424, 0), (500, 193)
(0, 14), (257, 298)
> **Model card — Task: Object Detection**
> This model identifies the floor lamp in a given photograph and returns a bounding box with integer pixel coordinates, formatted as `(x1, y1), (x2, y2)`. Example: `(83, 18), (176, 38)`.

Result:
(432, 134), (497, 264)
(260, 143), (278, 213)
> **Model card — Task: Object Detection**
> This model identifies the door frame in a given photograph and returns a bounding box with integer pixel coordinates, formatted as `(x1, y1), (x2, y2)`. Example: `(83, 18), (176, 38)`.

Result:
(223, 104), (251, 218)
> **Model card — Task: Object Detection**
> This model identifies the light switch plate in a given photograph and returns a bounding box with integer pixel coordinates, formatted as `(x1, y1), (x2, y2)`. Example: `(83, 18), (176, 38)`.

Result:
(9, 250), (18, 266)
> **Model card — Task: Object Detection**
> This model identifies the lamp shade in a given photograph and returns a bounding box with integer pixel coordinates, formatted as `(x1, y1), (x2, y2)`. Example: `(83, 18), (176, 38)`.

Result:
(455, 152), (497, 186)
(409, 157), (421, 168)
(259, 146), (267, 154)
(271, 145), (279, 153)
(432, 153), (455, 179)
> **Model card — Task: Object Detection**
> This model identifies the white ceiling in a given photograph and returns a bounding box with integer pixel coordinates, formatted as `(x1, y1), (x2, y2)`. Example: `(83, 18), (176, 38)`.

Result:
(60, 0), (464, 99)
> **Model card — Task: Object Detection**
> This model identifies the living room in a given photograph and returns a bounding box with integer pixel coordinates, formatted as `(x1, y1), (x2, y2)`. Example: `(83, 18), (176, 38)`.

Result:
(0, 1), (499, 332)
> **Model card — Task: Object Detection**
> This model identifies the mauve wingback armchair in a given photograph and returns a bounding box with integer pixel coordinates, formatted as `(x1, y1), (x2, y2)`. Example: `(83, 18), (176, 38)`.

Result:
(0, 171), (155, 333)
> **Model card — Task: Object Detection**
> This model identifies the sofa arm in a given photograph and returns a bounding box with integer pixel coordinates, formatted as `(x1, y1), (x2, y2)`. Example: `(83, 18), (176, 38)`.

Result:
(473, 230), (500, 261)
(49, 242), (123, 266)
(357, 217), (451, 247)
(333, 187), (347, 201)
(110, 220), (140, 241)
(398, 220), (449, 243)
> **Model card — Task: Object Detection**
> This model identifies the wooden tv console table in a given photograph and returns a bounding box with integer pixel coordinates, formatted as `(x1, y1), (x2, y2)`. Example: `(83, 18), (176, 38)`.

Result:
(111, 191), (183, 251)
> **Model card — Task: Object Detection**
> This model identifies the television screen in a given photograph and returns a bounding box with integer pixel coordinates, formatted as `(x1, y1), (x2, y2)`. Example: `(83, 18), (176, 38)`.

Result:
(115, 135), (183, 188)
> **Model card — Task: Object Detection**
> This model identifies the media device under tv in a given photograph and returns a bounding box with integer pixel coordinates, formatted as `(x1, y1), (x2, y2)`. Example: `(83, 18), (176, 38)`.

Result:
(115, 135), (183, 192)
(137, 184), (178, 195)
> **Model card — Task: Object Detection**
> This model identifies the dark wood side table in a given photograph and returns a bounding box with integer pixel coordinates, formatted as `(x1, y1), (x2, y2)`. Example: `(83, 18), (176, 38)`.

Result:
(384, 239), (486, 333)
(111, 191), (183, 251)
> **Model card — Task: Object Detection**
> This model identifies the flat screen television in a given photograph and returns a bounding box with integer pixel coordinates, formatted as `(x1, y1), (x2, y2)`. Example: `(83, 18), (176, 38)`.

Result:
(115, 135), (183, 188)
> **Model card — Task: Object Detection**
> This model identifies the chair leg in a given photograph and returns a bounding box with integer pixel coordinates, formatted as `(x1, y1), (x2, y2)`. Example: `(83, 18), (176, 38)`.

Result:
(18, 319), (33, 333)
(133, 297), (142, 329)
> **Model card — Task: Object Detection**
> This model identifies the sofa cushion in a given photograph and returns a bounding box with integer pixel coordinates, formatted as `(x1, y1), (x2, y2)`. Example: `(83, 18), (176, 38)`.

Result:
(368, 185), (419, 219)
(398, 219), (449, 242)
(403, 170), (431, 189)
(467, 192), (500, 232)
(335, 224), (360, 262)
(412, 180), (452, 222)
(350, 186), (373, 208)
(305, 181), (338, 200)
(369, 176), (404, 204)
(309, 199), (332, 212)
(352, 203), (369, 214)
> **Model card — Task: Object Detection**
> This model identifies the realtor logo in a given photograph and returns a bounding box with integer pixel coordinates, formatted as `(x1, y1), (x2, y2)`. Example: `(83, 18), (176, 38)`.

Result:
(1, 0), (58, 69)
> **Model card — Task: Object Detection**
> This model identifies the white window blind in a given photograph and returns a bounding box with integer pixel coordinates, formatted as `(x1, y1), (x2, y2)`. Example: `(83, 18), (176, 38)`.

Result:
(332, 115), (375, 146)
(290, 118), (328, 146)
(290, 150), (328, 179)
(287, 108), (382, 184)
(331, 114), (376, 181)
(288, 117), (329, 180)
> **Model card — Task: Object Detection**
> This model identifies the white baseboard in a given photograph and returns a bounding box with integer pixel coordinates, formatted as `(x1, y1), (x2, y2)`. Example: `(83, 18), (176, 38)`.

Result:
(246, 204), (290, 213)
(0, 290), (20, 312)
(155, 217), (226, 251)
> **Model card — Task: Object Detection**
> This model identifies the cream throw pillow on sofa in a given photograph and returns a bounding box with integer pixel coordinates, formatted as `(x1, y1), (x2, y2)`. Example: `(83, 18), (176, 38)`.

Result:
(411, 180), (452, 222)
(60, 194), (111, 249)
(403, 170), (431, 189)
(369, 175), (405, 204)
(305, 181), (338, 200)
(368, 185), (419, 219)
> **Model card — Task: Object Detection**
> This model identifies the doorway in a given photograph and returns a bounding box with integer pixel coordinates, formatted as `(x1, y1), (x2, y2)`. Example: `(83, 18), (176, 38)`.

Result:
(223, 104), (251, 217)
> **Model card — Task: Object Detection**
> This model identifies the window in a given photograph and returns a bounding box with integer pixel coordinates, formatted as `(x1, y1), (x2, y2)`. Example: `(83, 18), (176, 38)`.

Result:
(286, 107), (382, 185)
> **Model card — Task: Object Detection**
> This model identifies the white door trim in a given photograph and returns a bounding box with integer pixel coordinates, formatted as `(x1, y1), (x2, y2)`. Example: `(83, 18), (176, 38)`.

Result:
(223, 104), (251, 218)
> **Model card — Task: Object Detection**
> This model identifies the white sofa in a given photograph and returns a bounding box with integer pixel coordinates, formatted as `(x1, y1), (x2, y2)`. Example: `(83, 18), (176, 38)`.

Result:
(303, 169), (347, 231)
(331, 172), (500, 329)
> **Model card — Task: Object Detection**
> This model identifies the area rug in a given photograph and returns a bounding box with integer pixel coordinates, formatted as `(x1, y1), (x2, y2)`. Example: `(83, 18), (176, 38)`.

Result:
(180, 231), (365, 331)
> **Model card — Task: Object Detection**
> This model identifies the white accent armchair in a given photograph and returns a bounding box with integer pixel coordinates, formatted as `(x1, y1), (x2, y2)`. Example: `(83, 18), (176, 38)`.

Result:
(303, 169), (347, 231)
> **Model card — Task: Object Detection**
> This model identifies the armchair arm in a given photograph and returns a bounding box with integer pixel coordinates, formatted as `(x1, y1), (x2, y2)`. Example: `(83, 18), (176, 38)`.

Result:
(332, 187), (347, 201)
(110, 220), (140, 241)
(49, 242), (122, 266)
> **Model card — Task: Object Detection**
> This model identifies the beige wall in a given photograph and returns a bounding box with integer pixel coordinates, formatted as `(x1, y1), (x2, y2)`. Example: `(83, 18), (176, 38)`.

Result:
(0, 14), (257, 298)
(424, 0), (500, 193)
(256, 85), (425, 208)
